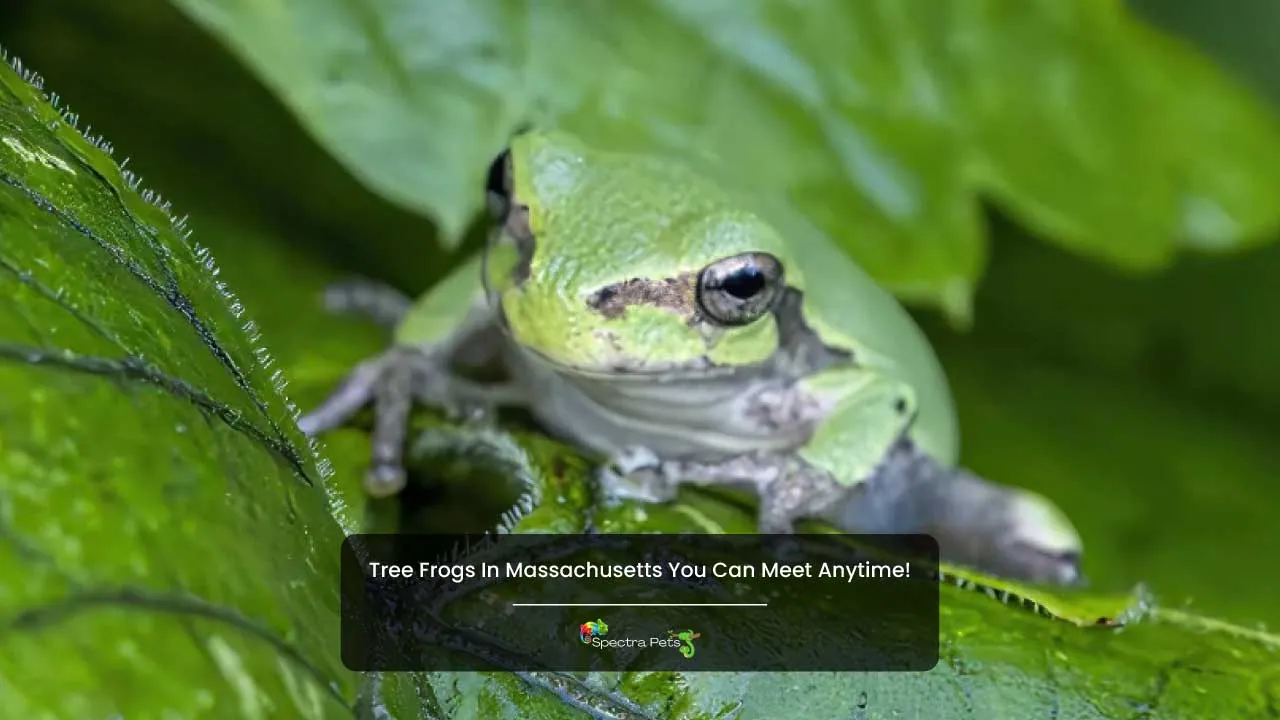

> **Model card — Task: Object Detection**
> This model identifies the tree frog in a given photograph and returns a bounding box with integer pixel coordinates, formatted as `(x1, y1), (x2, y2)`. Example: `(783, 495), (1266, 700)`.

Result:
(300, 130), (1083, 585)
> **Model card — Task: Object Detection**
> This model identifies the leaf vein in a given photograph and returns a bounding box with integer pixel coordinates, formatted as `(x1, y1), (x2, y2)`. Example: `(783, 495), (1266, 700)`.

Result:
(0, 341), (315, 487)
(0, 251), (126, 349)
(4, 586), (351, 714)
(0, 169), (303, 479)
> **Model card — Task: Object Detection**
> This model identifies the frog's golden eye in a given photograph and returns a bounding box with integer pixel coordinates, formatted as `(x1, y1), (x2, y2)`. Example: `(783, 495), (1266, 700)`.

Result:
(485, 148), (513, 221)
(696, 252), (785, 327)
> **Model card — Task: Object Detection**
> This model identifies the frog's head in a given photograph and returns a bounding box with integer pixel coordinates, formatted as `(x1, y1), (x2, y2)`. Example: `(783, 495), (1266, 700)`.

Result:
(483, 130), (800, 377)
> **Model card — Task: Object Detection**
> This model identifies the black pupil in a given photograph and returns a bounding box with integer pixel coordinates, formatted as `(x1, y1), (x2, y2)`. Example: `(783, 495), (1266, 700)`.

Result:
(485, 149), (510, 198)
(722, 266), (766, 299)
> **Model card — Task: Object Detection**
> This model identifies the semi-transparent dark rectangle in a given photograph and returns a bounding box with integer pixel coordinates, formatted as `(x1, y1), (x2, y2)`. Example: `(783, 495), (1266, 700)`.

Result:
(340, 533), (939, 672)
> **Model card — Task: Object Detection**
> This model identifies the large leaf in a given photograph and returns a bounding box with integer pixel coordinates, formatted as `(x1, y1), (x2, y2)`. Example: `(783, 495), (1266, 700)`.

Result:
(0, 56), (358, 717)
(328, 419), (1280, 719)
(5, 3), (1280, 716)
(169, 0), (1280, 318)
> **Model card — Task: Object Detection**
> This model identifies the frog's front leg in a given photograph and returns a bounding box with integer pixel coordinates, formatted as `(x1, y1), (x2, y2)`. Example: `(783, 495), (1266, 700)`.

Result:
(597, 449), (831, 534)
(299, 283), (527, 497)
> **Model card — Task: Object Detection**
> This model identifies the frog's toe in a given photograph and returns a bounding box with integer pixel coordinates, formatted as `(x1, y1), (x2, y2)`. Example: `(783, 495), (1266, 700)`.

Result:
(365, 463), (408, 498)
(297, 357), (386, 435)
(595, 467), (675, 504)
(321, 279), (411, 328)
(1001, 544), (1083, 586)
(596, 447), (674, 504)
(441, 397), (496, 425)
(1004, 490), (1084, 586)
(610, 445), (663, 475)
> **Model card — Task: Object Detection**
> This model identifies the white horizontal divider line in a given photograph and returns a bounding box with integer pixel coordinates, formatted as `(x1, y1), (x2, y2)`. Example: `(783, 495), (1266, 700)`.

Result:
(510, 602), (768, 607)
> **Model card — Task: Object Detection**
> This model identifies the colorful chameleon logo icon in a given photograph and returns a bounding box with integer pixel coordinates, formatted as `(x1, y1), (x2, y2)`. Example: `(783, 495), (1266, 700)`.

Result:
(668, 629), (701, 659)
(579, 619), (608, 643)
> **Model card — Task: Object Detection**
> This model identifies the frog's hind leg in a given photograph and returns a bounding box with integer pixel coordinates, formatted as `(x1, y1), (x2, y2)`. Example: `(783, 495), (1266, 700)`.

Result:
(793, 366), (1080, 585)
(821, 438), (1083, 586)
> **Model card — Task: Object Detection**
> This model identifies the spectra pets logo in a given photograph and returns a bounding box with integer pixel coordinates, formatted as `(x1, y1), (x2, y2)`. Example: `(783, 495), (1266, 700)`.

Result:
(577, 620), (702, 658)
(579, 619), (608, 643)
(668, 628), (701, 659)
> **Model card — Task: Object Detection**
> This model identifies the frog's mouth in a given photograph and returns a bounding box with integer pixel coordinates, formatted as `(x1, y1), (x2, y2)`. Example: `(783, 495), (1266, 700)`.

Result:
(514, 337), (808, 457)
(516, 340), (757, 383)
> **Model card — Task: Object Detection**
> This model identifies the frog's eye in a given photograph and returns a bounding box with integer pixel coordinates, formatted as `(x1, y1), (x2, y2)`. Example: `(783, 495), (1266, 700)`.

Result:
(485, 148), (513, 221)
(696, 252), (785, 326)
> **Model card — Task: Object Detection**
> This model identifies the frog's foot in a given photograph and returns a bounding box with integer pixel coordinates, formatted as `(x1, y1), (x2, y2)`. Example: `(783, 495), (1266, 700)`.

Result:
(600, 451), (835, 538)
(649, 453), (839, 536)
(756, 462), (848, 536)
(988, 489), (1084, 586)
(298, 346), (522, 498)
(596, 446), (676, 504)
(823, 439), (1083, 586)
(321, 279), (413, 329)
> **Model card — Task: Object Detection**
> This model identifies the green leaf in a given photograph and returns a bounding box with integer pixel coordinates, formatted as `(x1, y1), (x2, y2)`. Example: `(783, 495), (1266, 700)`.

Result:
(0, 56), (358, 717)
(168, 0), (1280, 318)
(412, 596), (1280, 719)
(347, 421), (1280, 719)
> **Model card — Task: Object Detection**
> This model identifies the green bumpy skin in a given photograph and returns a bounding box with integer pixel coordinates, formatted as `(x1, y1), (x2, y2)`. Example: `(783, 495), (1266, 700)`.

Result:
(460, 131), (956, 466)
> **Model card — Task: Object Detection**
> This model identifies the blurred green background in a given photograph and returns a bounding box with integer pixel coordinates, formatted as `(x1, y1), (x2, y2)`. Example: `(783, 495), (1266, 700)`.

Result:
(3, 0), (1279, 635)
